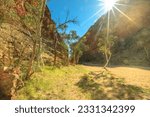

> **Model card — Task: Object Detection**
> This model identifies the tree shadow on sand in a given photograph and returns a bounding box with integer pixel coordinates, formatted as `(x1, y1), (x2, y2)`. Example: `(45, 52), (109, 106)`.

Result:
(76, 70), (149, 100)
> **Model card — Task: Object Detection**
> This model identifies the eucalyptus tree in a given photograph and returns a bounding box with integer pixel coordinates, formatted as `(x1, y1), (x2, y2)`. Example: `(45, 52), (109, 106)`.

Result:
(53, 12), (79, 66)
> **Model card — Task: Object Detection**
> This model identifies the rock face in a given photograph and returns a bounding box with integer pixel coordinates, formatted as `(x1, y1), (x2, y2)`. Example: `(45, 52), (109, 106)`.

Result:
(76, 0), (150, 66)
(0, 0), (67, 99)
(0, 0), (67, 67)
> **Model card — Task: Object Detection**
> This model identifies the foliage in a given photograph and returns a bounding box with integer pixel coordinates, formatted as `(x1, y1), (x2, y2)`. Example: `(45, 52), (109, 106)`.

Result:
(71, 37), (88, 64)
(52, 12), (79, 66)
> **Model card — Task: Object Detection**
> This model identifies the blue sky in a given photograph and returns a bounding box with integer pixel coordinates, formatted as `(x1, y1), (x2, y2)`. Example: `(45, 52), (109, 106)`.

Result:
(47, 0), (105, 37)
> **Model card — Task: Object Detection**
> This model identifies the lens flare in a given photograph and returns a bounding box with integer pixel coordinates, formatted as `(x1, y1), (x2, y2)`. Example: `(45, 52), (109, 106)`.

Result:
(103, 0), (117, 11)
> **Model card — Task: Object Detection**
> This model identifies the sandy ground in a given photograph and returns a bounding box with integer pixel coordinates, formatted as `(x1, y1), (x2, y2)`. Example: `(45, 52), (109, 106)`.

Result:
(82, 65), (150, 89)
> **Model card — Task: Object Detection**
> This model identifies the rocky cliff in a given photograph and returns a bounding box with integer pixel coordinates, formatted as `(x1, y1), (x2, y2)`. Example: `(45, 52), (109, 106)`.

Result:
(76, 0), (150, 66)
(0, 0), (67, 68)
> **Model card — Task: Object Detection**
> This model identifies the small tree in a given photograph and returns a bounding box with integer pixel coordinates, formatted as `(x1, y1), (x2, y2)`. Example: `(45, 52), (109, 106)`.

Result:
(19, 0), (48, 79)
(98, 34), (116, 68)
(63, 30), (79, 65)
(71, 37), (88, 65)
(52, 12), (79, 66)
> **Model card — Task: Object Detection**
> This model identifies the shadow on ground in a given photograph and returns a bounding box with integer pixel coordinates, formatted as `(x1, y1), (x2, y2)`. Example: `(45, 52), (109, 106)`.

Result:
(76, 70), (149, 100)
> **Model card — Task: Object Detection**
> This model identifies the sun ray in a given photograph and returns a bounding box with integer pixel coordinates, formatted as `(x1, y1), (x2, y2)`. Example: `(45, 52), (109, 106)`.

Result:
(81, 7), (105, 27)
(96, 0), (141, 43)
(111, 8), (116, 17)
(95, 16), (106, 38)
(106, 11), (110, 41)
(113, 6), (139, 28)
(115, 3), (132, 7)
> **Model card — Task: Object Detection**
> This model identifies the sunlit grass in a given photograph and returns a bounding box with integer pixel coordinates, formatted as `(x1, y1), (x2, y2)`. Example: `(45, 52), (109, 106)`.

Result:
(16, 65), (89, 100)
(16, 65), (150, 100)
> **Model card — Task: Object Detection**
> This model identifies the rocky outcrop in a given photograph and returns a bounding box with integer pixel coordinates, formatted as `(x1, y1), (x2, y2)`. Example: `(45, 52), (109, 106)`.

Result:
(76, 0), (150, 66)
(0, 0), (67, 67)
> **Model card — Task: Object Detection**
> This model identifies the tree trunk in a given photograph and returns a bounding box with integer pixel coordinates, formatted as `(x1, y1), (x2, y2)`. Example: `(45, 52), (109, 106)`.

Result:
(53, 33), (58, 66)
(144, 47), (150, 62)
(25, 41), (36, 80)
(36, 0), (47, 67)
(104, 53), (111, 69)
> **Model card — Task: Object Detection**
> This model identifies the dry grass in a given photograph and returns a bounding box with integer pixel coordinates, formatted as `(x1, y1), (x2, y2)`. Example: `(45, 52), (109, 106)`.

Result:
(16, 65), (150, 100)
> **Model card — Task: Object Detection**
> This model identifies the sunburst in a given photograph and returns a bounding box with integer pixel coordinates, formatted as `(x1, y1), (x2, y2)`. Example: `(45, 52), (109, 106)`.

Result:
(97, 0), (138, 40)
(103, 0), (117, 11)
(81, 0), (138, 39)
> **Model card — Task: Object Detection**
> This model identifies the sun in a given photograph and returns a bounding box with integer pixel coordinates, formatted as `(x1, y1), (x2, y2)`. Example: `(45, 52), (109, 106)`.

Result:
(101, 0), (117, 11)
(104, 0), (116, 10)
